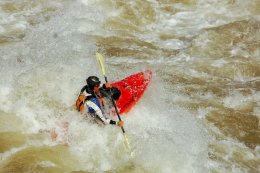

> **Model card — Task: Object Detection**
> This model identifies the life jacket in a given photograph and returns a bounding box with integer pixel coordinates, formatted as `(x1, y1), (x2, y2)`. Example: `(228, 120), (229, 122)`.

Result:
(88, 97), (103, 113)
(75, 94), (85, 112)
(76, 93), (105, 113)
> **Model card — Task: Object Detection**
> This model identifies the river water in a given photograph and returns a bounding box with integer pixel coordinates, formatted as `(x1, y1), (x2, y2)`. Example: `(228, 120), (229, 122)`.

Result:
(0, 0), (259, 173)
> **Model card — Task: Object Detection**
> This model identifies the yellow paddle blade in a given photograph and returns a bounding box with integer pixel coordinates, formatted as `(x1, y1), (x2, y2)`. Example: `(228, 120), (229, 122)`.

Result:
(123, 133), (131, 149)
(96, 52), (106, 76)
(124, 133), (134, 157)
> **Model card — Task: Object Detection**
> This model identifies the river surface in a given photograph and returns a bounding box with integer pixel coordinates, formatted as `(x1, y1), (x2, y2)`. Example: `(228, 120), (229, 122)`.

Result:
(0, 0), (259, 173)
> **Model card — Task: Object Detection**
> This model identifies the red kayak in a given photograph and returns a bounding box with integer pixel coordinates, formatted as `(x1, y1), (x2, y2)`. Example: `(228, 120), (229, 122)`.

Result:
(112, 70), (153, 114)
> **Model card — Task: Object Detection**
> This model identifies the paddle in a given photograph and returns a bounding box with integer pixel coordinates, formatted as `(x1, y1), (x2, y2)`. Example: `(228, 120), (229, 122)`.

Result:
(95, 52), (131, 150)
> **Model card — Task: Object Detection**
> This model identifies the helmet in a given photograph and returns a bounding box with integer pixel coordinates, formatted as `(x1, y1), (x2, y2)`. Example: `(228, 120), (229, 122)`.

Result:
(86, 76), (101, 89)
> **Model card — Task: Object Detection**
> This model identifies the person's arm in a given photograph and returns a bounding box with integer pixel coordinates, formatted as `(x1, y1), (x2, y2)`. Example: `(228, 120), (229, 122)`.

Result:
(85, 100), (123, 126)
(102, 82), (111, 89)
(99, 86), (121, 101)
(80, 85), (88, 93)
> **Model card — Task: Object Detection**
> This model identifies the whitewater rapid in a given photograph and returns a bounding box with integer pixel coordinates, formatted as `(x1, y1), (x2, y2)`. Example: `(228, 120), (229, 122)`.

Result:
(1, 0), (259, 173)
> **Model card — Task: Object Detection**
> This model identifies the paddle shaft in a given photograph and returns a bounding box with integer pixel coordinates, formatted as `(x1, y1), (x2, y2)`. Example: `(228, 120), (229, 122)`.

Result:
(95, 53), (131, 151)
(95, 53), (126, 134)
(104, 76), (125, 133)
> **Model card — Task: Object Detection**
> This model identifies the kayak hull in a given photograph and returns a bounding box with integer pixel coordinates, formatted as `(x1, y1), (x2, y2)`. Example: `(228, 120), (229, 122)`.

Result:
(111, 70), (153, 114)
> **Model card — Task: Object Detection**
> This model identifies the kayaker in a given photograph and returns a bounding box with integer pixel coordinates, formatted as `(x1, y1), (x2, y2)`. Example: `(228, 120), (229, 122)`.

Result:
(76, 76), (123, 127)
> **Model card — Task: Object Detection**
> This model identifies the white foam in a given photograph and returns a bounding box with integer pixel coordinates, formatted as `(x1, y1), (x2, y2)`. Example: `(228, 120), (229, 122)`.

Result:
(12, 21), (27, 31)
(211, 59), (228, 68)
(0, 86), (11, 100)
(1, 0), (258, 172)
(0, 25), (5, 33)
(162, 39), (186, 49)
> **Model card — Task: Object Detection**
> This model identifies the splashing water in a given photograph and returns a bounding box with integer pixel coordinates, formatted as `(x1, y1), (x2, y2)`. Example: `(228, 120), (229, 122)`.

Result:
(0, 0), (259, 173)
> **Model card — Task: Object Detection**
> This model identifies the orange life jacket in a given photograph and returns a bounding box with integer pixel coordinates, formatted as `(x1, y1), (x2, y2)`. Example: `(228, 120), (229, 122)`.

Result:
(75, 94), (85, 112)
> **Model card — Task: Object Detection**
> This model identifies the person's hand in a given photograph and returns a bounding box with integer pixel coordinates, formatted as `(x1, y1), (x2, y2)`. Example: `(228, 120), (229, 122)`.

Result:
(103, 82), (111, 89)
(117, 120), (124, 127)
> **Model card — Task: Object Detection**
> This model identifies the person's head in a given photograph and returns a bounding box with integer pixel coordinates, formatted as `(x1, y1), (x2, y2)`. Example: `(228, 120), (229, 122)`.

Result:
(86, 76), (101, 91)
